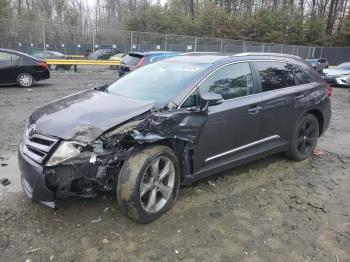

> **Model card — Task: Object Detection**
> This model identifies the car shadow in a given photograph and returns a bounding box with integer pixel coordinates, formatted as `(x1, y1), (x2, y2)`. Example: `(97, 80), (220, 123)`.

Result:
(191, 153), (288, 187)
(0, 82), (54, 88)
(54, 153), (289, 212)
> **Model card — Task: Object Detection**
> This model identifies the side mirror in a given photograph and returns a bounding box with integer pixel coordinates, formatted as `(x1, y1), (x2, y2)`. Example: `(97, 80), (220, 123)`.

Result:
(200, 92), (224, 110)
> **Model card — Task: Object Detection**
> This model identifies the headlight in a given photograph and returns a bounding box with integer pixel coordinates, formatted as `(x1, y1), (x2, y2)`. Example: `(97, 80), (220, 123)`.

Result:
(46, 141), (84, 166)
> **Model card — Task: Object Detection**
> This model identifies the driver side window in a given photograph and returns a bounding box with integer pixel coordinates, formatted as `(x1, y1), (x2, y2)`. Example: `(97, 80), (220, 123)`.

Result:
(199, 62), (253, 100)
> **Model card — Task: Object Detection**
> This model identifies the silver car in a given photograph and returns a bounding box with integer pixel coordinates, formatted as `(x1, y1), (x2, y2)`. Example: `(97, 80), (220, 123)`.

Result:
(323, 62), (350, 87)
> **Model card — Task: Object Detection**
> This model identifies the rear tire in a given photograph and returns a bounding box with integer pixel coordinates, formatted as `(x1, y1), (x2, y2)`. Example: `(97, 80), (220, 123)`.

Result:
(16, 73), (34, 88)
(286, 114), (319, 161)
(117, 145), (180, 223)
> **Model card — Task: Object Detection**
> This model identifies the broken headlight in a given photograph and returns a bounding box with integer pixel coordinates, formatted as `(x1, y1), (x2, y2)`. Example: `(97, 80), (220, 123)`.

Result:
(46, 141), (84, 166)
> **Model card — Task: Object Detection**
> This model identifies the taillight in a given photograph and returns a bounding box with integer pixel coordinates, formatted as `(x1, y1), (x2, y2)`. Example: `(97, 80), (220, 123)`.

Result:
(136, 57), (145, 68)
(37, 61), (48, 70)
(326, 84), (332, 97)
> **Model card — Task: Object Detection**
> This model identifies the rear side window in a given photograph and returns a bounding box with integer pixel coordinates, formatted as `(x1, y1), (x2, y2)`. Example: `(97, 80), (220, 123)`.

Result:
(11, 54), (21, 62)
(122, 54), (142, 66)
(199, 62), (253, 100)
(255, 61), (295, 91)
(294, 66), (313, 85)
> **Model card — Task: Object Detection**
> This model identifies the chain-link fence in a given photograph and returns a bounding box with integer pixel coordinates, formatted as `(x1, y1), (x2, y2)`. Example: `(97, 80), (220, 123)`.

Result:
(0, 18), (330, 59)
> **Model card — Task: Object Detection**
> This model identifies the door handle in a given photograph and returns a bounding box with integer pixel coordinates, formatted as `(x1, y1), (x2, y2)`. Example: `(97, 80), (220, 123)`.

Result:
(295, 94), (304, 100)
(248, 106), (262, 114)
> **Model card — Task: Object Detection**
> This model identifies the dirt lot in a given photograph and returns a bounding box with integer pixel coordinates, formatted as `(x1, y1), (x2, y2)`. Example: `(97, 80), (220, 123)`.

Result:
(0, 69), (349, 262)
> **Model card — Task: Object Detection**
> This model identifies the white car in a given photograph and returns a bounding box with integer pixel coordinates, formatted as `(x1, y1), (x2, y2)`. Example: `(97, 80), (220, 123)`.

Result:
(323, 62), (350, 87)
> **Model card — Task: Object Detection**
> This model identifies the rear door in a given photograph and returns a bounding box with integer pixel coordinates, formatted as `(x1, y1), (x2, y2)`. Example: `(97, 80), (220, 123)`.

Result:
(188, 62), (263, 177)
(252, 60), (309, 153)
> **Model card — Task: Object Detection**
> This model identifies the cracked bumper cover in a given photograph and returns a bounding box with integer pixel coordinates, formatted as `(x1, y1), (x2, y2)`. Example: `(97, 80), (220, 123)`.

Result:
(18, 141), (121, 208)
(18, 142), (56, 208)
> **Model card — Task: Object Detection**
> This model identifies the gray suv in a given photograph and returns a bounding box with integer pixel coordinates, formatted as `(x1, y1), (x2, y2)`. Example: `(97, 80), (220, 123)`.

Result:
(18, 53), (331, 223)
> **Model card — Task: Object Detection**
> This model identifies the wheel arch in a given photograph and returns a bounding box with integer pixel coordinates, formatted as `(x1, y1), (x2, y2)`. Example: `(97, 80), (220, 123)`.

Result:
(137, 138), (192, 181)
(307, 109), (324, 136)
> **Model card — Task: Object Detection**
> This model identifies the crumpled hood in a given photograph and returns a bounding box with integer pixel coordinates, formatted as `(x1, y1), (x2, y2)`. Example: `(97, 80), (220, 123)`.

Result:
(323, 68), (350, 76)
(29, 89), (154, 143)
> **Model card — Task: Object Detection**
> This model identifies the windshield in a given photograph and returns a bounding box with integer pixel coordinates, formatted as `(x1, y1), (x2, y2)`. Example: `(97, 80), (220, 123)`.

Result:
(335, 63), (350, 70)
(108, 61), (209, 107)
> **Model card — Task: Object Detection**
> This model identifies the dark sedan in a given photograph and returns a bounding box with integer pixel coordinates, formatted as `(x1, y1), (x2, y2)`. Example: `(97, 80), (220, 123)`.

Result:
(0, 49), (50, 88)
(119, 51), (178, 76)
(18, 53), (331, 223)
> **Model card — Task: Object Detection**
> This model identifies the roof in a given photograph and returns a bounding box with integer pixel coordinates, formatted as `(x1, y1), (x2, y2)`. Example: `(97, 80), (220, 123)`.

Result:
(0, 48), (17, 53)
(0, 48), (33, 57)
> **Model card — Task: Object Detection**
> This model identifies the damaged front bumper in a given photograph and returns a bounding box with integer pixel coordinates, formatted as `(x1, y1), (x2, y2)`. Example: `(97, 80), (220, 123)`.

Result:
(18, 143), (56, 208)
(18, 141), (122, 208)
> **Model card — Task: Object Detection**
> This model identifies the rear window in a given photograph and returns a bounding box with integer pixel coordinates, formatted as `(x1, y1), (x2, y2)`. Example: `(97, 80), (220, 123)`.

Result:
(255, 61), (296, 92)
(122, 54), (143, 66)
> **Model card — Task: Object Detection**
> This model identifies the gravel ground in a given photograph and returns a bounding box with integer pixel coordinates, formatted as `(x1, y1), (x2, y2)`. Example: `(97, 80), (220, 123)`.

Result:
(0, 68), (349, 262)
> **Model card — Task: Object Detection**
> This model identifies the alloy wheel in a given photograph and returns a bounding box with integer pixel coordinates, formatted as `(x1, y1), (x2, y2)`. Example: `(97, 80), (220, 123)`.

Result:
(296, 118), (318, 156)
(139, 156), (175, 213)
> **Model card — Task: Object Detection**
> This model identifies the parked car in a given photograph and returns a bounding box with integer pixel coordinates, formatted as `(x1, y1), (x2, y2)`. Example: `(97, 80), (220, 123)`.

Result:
(88, 49), (118, 60)
(18, 53), (331, 223)
(306, 58), (329, 72)
(0, 48), (50, 88)
(118, 51), (178, 76)
(84, 49), (92, 59)
(322, 62), (350, 87)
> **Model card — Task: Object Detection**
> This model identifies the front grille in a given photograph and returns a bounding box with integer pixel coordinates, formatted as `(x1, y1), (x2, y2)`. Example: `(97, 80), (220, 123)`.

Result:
(23, 133), (59, 164)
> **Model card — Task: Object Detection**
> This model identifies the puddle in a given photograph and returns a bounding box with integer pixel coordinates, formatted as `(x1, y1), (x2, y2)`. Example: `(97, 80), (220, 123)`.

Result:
(0, 153), (22, 193)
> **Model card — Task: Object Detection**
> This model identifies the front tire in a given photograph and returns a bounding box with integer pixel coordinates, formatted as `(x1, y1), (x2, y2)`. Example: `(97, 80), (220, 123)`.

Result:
(16, 73), (34, 88)
(286, 114), (319, 161)
(117, 145), (180, 223)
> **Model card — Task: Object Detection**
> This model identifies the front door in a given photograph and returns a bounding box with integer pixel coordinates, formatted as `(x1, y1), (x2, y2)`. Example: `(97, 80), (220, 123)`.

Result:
(190, 62), (263, 177)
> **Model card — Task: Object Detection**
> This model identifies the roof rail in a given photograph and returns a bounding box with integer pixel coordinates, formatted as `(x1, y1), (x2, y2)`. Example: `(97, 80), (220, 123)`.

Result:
(180, 52), (226, 56)
(234, 52), (302, 59)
